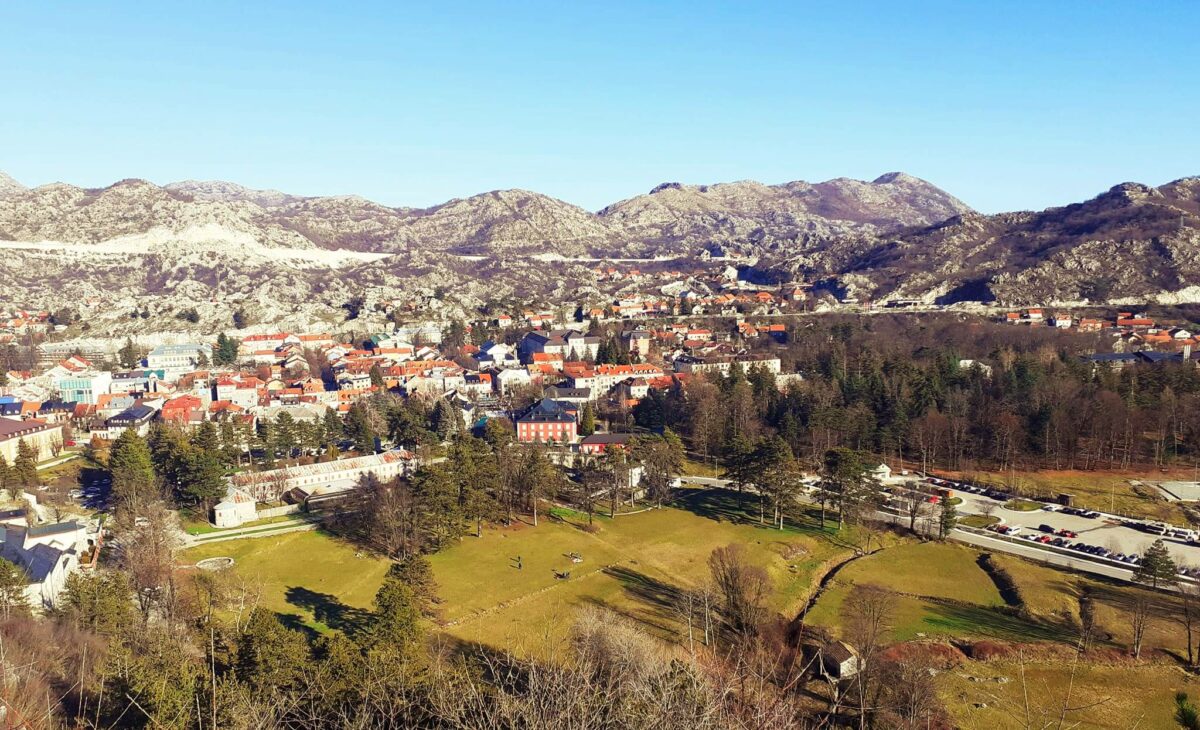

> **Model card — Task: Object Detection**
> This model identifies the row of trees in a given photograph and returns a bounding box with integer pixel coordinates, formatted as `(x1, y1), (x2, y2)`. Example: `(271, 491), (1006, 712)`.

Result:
(632, 319), (1200, 482)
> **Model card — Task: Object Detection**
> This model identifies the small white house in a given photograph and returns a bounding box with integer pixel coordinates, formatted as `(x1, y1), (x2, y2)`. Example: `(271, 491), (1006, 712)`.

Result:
(211, 487), (258, 528)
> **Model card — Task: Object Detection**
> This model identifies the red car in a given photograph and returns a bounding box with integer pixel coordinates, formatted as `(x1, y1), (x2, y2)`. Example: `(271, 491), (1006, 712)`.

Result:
(1057, 529), (1077, 538)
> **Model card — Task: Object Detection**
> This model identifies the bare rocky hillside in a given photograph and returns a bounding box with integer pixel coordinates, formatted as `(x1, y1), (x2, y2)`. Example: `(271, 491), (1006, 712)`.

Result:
(3, 168), (1198, 332)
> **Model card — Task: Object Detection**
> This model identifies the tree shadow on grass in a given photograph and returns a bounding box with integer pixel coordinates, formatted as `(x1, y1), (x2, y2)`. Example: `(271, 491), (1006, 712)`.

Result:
(284, 586), (373, 637)
(670, 487), (834, 537)
(921, 599), (1075, 643)
(275, 611), (320, 641)
(581, 566), (690, 638)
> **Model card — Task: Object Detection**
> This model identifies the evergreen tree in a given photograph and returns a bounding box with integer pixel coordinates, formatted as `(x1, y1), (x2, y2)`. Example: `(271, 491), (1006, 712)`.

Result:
(219, 420), (242, 464)
(191, 420), (221, 455)
(180, 450), (226, 507)
(108, 429), (158, 512)
(0, 557), (28, 619)
(363, 574), (423, 650)
(431, 399), (462, 441)
(346, 402), (378, 453)
(273, 412), (298, 458)
(1135, 539), (1178, 589)
(237, 608), (311, 691)
(59, 571), (135, 635)
(13, 438), (38, 488)
(214, 332), (240, 365)
(322, 408), (344, 446)
(0, 453), (10, 498)
(579, 402), (596, 436)
(117, 337), (142, 369)
(369, 363), (385, 388)
(387, 556), (439, 616)
(444, 320), (468, 349)
(147, 425), (187, 486)
(938, 497), (958, 539)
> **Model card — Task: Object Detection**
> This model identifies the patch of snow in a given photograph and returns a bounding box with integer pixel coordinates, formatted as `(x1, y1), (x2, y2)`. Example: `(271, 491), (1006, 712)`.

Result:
(0, 224), (392, 268)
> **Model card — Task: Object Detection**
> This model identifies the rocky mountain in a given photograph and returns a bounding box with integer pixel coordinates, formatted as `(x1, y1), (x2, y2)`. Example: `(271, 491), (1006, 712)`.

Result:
(3, 167), (1198, 333)
(598, 172), (972, 256)
(0, 171), (26, 199)
(0, 171), (969, 259)
(803, 177), (1200, 306)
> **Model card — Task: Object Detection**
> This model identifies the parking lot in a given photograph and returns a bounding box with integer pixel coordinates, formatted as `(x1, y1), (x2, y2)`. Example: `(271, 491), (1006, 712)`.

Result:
(934, 478), (1200, 573)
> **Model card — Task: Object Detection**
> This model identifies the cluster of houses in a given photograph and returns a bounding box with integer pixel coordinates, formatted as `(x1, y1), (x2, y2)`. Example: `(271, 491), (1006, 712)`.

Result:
(0, 307), (796, 534)
(999, 309), (1200, 368)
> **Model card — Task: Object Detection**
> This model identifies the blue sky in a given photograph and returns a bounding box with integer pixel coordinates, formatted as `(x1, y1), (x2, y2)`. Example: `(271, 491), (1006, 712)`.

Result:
(1, 2), (1197, 212)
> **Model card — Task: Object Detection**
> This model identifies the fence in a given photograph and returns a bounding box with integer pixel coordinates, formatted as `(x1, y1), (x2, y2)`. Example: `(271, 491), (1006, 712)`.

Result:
(256, 503), (302, 520)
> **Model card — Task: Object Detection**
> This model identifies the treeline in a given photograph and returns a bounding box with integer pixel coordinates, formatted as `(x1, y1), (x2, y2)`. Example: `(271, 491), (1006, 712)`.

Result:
(633, 317), (1200, 474)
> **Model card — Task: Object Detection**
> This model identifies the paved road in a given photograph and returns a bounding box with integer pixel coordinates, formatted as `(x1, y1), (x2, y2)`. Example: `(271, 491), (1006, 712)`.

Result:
(680, 474), (1200, 582)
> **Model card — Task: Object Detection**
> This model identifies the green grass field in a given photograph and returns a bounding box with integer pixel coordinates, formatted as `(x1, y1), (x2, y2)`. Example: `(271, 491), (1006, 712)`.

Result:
(181, 530), (392, 634)
(941, 662), (1197, 729)
(991, 551), (1191, 657)
(178, 487), (857, 652)
(804, 541), (1071, 644)
(433, 487), (856, 654)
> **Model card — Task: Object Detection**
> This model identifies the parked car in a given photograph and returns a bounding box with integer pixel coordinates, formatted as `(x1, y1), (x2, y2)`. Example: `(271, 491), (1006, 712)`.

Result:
(1038, 524), (1055, 533)
(1057, 529), (1077, 538)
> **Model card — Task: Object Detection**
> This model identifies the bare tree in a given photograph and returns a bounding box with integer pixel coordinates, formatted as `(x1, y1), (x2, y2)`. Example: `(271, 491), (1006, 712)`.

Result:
(707, 544), (770, 639)
(842, 583), (896, 727)
(1129, 595), (1151, 660)
(118, 500), (182, 622)
(898, 485), (929, 534)
(1179, 580), (1200, 667)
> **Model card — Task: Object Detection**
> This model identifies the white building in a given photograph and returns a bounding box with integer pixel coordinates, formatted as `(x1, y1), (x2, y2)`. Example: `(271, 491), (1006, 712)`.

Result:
(230, 449), (418, 503)
(211, 486), (258, 528)
(146, 343), (214, 378)
(0, 517), (90, 609)
(55, 370), (113, 405)
(0, 417), (64, 464)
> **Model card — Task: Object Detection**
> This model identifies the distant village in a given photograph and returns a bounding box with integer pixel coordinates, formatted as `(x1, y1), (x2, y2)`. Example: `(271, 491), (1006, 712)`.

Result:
(1000, 307), (1200, 367)
(0, 283), (805, 606)
(4, 273), (1200, 608)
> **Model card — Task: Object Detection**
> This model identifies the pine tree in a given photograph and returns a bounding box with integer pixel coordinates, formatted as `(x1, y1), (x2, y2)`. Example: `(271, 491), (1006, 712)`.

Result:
(363, 574), (423, 651)
(117, 337), (142, 369)
(1135, 539), (1178, 589)
(345, 402), (377, 454)
(0, 557), (28, 619)
(237, 609), (310, 691)
(191, 420), (220, 455)
(431, 399), (462, 441)
(108, 430), (157, 512)
(0, 453), (11, 498)
(322, 408), (343, 446)
(938, 498), (958, 539)
(13, 439), (38, 488)
(273, 412), (298, 458)
(369, 364), (385, 388)
(579, 402), (596, 437)
(214, 332), (240, 365)
(180, 450), (226, 507)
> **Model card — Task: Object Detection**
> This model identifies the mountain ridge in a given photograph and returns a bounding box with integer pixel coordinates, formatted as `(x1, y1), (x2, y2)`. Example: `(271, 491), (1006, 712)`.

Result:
(3, 167), (1199, 333)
